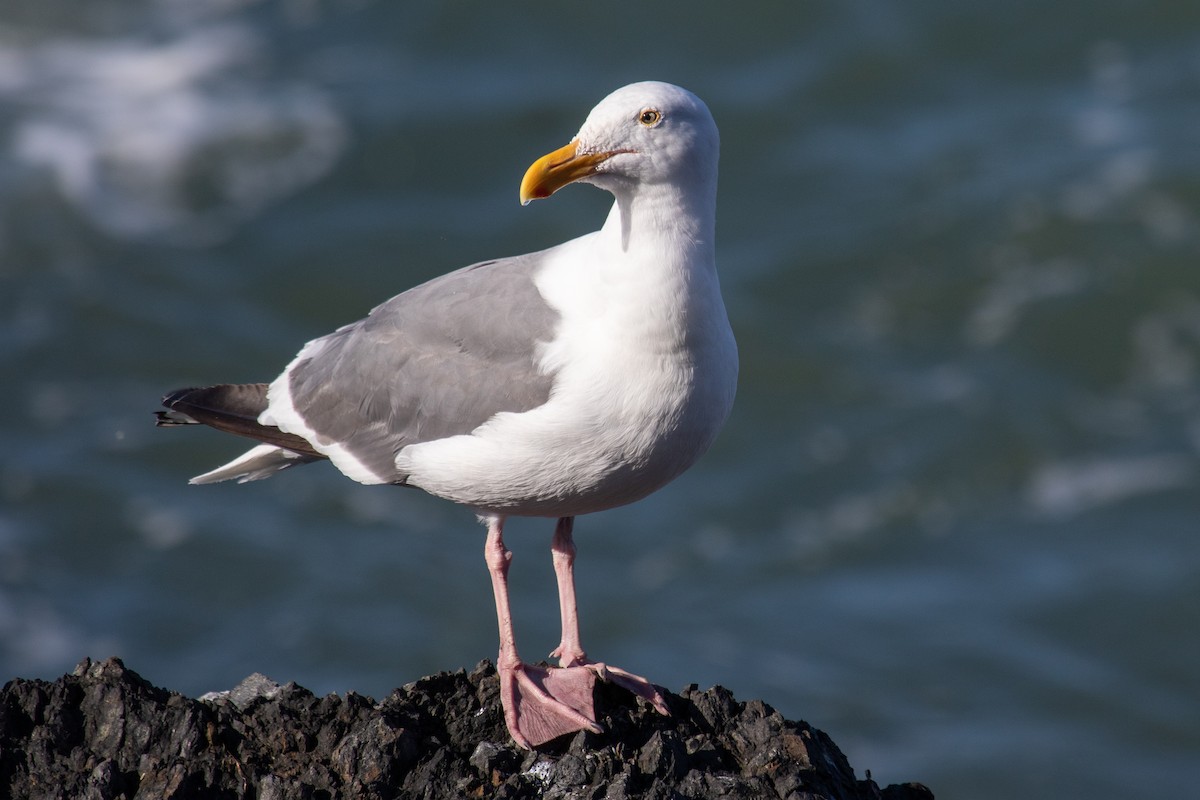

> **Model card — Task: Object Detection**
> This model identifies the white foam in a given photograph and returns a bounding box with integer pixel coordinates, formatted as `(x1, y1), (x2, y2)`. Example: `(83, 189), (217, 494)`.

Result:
(1027, 454), (1194, 518)
(2, 8), (346, 243)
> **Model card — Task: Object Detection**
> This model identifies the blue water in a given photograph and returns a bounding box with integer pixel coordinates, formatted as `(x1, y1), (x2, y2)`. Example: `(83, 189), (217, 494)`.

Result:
(2, 2), (1198, 797)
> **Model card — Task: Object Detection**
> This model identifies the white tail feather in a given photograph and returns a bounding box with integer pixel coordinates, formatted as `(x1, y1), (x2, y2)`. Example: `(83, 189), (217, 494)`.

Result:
(190, 444), (313, 485)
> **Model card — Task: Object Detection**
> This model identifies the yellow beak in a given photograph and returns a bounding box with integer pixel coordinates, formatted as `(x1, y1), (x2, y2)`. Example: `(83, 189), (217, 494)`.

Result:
(519, 140), (618, 205)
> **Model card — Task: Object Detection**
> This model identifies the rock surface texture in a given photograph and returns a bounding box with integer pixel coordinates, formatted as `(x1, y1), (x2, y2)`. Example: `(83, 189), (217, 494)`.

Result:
(0, 657), (933, 799)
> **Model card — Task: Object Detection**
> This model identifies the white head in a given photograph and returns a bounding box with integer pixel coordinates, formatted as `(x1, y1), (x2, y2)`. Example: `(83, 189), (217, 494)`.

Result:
(520, 81), (719, 206)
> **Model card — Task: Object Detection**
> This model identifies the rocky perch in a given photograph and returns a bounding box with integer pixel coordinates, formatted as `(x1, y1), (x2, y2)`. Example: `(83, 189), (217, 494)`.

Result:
(0, 657), (932, 799)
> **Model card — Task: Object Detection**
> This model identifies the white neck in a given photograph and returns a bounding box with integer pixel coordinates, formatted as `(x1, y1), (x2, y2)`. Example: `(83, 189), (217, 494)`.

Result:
(599, 177), (717, 262)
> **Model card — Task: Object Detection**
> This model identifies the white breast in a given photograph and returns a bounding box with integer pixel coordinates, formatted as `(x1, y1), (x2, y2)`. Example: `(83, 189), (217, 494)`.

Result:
(396, 222), (737, 518)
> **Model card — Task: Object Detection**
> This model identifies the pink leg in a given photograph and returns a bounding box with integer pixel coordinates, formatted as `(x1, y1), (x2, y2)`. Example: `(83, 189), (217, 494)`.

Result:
(549, 517), (586, 666)
(483, 515), (601, 748)
(549, 516), (670, 716)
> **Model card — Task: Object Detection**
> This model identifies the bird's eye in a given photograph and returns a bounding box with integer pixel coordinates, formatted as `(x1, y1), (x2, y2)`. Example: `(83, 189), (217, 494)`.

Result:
(638, 108), (662, 127)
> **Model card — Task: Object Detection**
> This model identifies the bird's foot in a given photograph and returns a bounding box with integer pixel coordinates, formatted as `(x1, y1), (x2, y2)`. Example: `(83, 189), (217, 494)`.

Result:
(498, 661), (602, 749)
(551, 647), (670, 716)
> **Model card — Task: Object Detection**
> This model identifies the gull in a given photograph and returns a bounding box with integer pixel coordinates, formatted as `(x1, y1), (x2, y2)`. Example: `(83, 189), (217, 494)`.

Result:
(157, 81), (737, 748)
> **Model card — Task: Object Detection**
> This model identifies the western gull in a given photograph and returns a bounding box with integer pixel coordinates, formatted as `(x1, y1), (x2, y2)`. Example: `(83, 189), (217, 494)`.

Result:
(156, 81), (738, 748)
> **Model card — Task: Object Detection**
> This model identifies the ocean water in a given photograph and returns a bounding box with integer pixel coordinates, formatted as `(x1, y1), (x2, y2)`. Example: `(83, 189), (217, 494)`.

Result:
(2, 2), (1198, 797)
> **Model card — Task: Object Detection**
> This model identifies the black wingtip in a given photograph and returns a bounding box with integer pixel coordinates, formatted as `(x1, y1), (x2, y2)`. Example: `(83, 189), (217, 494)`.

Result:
(162, 387), (200, 409)
(155, 410), (197, 427)
(157, 387), (202, 426)
(154, 382), (323, 459)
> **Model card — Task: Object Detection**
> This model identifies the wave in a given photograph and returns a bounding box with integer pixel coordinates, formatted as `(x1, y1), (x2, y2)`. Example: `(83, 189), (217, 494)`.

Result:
(2, 8), (346, 244)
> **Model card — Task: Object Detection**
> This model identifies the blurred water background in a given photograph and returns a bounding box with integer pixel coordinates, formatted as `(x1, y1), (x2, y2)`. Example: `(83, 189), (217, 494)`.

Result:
(2, 1), (1198, 797)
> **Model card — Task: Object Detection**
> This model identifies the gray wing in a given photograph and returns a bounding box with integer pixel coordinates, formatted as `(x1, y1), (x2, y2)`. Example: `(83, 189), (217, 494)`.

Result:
(282, 252), (560, 483)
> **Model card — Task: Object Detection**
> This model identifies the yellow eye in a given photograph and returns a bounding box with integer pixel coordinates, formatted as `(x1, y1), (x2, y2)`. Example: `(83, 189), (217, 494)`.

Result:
(638, 108), (662, 127)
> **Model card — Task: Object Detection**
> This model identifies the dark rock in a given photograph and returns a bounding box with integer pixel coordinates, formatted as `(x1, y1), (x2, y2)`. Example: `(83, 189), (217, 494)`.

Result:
(0, 657), (933, 799)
